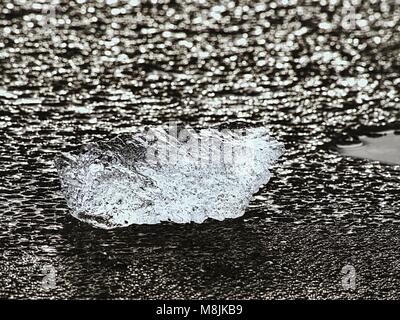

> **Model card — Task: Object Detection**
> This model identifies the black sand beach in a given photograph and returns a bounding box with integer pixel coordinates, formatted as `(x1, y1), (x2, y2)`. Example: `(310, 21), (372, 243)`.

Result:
(0, 0), (399, 299)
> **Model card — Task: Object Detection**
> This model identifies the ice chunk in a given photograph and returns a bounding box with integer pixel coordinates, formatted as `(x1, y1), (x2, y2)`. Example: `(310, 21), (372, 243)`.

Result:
(55, 125), (284, 229)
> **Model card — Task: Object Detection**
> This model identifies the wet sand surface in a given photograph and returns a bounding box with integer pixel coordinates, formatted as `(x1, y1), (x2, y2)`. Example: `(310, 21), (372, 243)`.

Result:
(0, 0), (400, 299)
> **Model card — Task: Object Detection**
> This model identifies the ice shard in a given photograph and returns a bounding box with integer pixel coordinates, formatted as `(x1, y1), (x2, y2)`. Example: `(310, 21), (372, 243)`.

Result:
(336, 129), (400, 165)
(55, 125), (284, 229)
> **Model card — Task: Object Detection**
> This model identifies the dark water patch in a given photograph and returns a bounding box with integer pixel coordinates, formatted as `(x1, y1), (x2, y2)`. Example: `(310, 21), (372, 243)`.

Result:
(332, 122), (400, 165)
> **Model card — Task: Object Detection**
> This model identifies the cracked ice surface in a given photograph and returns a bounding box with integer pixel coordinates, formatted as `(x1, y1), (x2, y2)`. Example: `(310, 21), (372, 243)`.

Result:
(55, 126), (284, 229)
